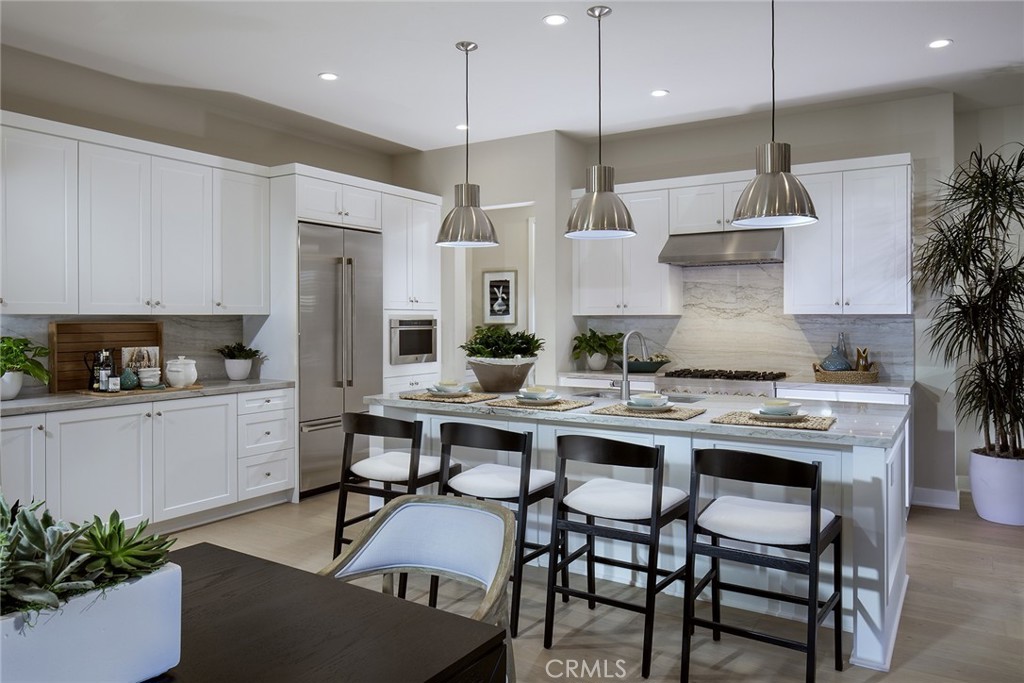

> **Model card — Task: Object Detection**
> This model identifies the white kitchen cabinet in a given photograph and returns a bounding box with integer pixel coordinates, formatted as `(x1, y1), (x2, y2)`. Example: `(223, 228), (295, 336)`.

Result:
(784, 165), (911, 315)
(573, 190), (677, 315)
(383, 372), (440, 395)
(152, 395), (237, 522)
(296, 175), (381, 230)
(668, 180), (750, 234)
(45, 403), (154, 527)
(214, 170), (270, 314)
(238, 450), (294, 500)
(0, 127), (79, 314)
(382, 194), (441, 310)
(236, 388), (295, 500)
(0, 414), (47, 505)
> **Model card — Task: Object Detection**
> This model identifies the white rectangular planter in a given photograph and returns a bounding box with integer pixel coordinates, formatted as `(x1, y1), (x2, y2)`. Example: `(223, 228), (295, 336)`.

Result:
(1, 563), (181, 682)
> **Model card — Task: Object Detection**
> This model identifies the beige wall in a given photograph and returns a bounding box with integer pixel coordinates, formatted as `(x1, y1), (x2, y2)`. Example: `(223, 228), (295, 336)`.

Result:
(469, 205), (534, 332)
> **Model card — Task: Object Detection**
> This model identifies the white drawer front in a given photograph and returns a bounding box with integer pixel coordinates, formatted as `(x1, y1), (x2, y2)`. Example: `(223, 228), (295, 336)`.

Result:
(238, 450), (293, 500)
(238, 410), (293, 457)
(237, 388), (294, 415)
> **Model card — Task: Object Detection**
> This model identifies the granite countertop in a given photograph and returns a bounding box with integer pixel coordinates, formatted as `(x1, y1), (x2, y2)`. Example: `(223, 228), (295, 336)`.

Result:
(367, 387), (910, 449)
(559, 369), (913, 392)
(0, 378), (296, 417)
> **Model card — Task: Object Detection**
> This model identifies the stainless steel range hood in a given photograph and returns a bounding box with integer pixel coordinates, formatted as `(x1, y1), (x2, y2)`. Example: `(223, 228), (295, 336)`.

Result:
(658, 228), (784, 267)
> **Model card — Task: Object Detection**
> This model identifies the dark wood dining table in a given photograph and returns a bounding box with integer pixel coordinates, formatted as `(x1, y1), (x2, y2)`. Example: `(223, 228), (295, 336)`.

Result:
(149, 543), (506, 683)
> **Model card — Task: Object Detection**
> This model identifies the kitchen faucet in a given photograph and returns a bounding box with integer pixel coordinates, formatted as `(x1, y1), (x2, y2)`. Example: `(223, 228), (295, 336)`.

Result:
(620, 329), (649, 401)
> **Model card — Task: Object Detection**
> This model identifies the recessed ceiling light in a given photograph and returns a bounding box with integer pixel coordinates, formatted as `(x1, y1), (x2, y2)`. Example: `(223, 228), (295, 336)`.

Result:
(928, 38), (953, 49)
(456, 124), (469, 131)
(651, 89), (670, 97)
(543, 14), (568, 26)
(318, 72), (339, 81)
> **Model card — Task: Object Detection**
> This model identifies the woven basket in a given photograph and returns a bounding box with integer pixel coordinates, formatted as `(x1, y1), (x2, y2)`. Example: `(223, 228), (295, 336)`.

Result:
(812, 363), (879, 384)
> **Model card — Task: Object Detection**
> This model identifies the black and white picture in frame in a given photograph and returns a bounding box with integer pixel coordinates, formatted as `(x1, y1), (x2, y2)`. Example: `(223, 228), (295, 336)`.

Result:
(483, 270), (516, 325)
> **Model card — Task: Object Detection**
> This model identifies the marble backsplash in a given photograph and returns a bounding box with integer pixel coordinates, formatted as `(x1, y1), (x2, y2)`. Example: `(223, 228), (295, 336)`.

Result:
(1, 315), (245, 396)
(582, 263), (915, 382)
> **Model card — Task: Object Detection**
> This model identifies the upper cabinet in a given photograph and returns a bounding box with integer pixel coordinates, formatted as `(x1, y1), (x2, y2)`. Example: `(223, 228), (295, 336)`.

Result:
(213, 170), (270, 314)
(784, 164), (911, 315)
(573, 190), (678, 316)
(1, 128), (79, 314)
(296, 176), (381, 230)
(669, 180), (751, 234)
(382, 194), (441, 310)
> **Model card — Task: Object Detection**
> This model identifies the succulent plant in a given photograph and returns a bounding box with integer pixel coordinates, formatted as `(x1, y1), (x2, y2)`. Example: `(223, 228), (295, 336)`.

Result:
(73, 510), (175, 583)
(5, 504), (95, 610)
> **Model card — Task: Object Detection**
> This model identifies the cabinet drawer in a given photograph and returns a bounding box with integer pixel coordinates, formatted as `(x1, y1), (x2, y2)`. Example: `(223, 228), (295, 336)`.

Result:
(237, 388), (294, 414)
(238, 450), (294, 500)
(238, 410), (293, 457)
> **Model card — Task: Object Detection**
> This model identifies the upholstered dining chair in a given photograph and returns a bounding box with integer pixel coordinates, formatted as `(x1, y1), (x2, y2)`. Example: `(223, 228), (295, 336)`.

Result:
(681, 448), (843, 683)
(320, 494), (517, 682)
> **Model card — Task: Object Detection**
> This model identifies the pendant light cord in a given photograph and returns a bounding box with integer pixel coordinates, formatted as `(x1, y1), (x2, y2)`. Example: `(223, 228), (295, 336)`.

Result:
(597, 12), (603, 165)
(771, 0), (776, 142)
(464, 46), (470, 185)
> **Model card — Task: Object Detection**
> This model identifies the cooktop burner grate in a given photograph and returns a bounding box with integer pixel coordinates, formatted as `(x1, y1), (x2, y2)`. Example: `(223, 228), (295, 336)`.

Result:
(664, 368), (787, 381)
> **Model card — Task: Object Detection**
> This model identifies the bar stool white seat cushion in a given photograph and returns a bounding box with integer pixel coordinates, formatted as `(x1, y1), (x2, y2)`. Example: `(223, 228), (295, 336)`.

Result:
(563, 478), (687, 521)
(448, 463), (555, 499)
(698, 495), (835, 546)
(350, 451), (441, 482)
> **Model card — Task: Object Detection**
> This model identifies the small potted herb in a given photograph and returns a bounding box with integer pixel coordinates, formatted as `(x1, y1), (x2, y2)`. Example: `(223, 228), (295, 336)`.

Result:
(214, 342), (267, 381)
(0, 336), (51, 400)
(570, 329), (623, 371)
(459, 326), (545, 392)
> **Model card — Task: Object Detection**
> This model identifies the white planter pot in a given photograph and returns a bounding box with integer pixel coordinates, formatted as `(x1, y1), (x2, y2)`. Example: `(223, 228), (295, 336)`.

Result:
(586, 353), (608, 371)
(1, 563), (182, 682)
(0, 371), (24, 400)
(224, 358), (253, 381)
(969, 450), (1024, 526)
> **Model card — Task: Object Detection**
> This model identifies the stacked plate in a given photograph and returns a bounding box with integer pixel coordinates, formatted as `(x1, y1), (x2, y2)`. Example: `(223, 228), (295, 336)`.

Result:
(625, 393), (673, 413)
(752, 400), (806, 422)
(516, 386), (560, 405)
(427, 382), (470, 398)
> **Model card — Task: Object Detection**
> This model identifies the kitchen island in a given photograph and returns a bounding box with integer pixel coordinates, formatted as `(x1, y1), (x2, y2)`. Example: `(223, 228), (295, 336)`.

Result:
(366, 389), (910, 672)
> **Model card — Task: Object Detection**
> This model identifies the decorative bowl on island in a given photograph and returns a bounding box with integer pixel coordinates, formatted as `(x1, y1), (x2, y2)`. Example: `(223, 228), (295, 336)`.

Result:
(631, 393), (668, 407)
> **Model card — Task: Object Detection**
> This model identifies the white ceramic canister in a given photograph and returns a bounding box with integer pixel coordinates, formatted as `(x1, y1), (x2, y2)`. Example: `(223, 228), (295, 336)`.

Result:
(165, 356), (198, 388)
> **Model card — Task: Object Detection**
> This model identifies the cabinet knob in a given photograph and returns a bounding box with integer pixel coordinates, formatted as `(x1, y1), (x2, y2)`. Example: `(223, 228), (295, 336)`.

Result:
(413, 297), (419, 303)
(145, 300), (152, 306)
(834, 301), (841, 307)
(725, 219), (732, 224)
(844, 300), (850, 306)
(154, 300), (161, 307)
(338, 211), (350, 216)
(616, 303), (621, 308)
(264, 430), (272, 436)
(716, 219), (722, 224)
(623, 303), (628, 308)
(264, 398), (272, 403)
(264, 471), (272, 478)
(156, 411), (162, 417)
(216, 302), (223, 307)
(36, 425), (44, 431)
(0, 297), (5, 304)
(145, 412), (152, 418)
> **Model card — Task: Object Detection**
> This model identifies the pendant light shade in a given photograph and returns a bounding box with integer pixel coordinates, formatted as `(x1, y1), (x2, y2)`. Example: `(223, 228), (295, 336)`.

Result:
(731, 1), (817, 229)
(565, 6), (635, 240)
(436, 41), (498, 247)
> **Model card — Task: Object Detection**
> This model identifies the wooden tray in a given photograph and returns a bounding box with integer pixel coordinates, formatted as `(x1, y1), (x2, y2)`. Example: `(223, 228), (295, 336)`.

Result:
(74, 384), (202, 397)
(49, 321), (163, 393)
(812, 363), (879, 384)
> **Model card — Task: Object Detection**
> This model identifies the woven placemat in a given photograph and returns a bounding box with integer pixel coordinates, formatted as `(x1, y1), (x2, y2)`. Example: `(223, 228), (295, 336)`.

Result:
(590, 404), (706, 421)
(399, 392), (499, 404)
(486, 398), (594, 412)
(711, 410), (837, 431)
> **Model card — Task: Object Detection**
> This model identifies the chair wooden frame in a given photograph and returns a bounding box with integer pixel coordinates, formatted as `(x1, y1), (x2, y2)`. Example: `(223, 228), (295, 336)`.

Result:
(437, 421), (555, 638)
(681, 448), (843, 683)
(543, 434), (689, 679)
(320, 494), (517, 682)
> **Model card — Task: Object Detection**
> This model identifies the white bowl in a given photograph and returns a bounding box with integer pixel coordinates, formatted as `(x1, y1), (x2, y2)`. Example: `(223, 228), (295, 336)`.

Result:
(630, 393), (668, 407)
(519, 386), (554, 399)
(433, 383), (468, 394)
(760, 401), (800, 415)
(137, 368), (161, 386)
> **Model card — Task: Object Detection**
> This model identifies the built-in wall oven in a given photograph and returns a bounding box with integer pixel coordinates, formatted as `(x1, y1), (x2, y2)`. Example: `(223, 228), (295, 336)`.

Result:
(389, 316), (438, 365)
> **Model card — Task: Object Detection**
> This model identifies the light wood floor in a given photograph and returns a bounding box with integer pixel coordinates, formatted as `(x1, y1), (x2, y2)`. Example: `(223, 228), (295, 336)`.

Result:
(174, 493), (1024, 682)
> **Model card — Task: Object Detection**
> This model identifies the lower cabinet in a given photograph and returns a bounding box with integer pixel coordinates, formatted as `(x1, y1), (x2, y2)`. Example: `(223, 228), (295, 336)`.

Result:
(236, 388), (295, 500)
(0, 413), (47, 506)
(383, 372), (439, 395)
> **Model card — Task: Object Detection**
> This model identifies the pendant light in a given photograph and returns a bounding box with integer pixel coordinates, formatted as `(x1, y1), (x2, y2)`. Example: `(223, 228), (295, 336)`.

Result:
(565, 6), (636, 240)
(732, 0), (817, 228)
(436, 41), (499, 247)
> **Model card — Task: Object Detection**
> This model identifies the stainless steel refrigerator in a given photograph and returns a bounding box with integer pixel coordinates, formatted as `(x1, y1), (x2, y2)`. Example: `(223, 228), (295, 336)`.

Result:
(298, 222), (382, 494)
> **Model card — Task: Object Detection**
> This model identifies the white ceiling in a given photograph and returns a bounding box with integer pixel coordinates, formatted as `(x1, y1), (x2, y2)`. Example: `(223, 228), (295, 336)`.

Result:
(2, 1), (1022, 153)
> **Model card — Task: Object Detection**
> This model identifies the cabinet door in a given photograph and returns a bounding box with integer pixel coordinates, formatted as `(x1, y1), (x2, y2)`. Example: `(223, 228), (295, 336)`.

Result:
(45, 404), (153, 527)
(1, 128), (78, 314)
(842, 166), (911, 314)
(382, 194), (413, 308)
(783, 172), (844, 314)
(213, 170), (270, 314)
(296, 176), (343, 224)
(79, 143), (152, 314)
(573, 239), (623, 315)
(669, 184), (723, 234)
(0, 414), (46, 505)
(621, 190), (675, 315)
(152, 395), (237, 522)
(409, 200), (441, 309)
(152, 158), (212, 314)
(341, 185), (382, 230)
(382, 373), (439, 395)
(722, 180), (753, 230)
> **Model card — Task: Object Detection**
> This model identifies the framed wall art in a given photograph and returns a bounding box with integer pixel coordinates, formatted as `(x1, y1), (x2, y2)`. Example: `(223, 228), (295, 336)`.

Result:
(483, 270), (516, 325)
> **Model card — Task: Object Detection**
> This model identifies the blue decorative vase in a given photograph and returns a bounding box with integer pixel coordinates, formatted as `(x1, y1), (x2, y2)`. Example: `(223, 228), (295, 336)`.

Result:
(119, 368), (140, 390)
(820, 345), (853, 371)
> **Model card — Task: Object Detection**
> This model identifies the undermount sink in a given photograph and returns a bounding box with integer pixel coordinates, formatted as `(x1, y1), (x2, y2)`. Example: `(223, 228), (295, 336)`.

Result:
(570, 390), (706, 404)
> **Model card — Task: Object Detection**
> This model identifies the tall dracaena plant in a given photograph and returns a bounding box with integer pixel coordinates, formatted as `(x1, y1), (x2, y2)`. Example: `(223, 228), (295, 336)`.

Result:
(916, 143), (1024, 458)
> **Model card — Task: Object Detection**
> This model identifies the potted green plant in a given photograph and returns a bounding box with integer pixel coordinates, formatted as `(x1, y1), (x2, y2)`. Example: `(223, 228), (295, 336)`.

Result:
(460, 326), (545, 392)
(214, 342), (267, 381)
(915, 143), (1024, 525)
(571, 329), (623, 371)
(0, 336), (51, 400)
(0, 493), (179, 680)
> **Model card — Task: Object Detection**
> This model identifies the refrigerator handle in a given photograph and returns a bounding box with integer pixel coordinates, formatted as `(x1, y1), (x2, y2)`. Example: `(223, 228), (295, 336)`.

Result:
(300, 417), (344, 433)
(345, 256), (355, 386)
(335, 258), (347, 387)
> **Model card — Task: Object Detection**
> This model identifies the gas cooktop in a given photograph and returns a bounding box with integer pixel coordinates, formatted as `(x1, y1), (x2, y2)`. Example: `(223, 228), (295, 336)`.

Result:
(663, 368), (787, 381)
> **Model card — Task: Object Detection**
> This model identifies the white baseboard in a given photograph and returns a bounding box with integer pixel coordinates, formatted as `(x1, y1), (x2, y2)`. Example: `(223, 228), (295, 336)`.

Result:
(912, 486), (960, 510)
